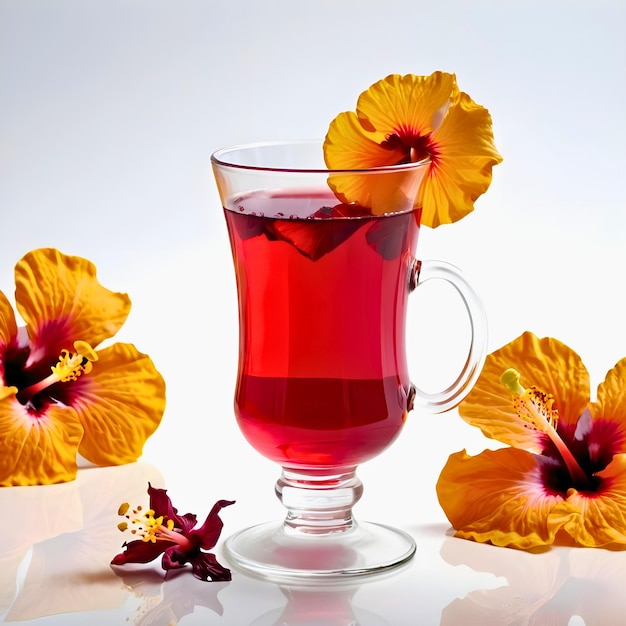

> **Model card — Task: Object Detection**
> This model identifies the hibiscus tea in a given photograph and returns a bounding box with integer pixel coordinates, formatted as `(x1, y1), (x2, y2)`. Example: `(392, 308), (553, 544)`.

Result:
(224, 190), (420, 470)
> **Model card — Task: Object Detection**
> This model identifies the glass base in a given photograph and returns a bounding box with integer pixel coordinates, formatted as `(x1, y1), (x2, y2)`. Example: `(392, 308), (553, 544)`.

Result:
(224, 520), (416, 583)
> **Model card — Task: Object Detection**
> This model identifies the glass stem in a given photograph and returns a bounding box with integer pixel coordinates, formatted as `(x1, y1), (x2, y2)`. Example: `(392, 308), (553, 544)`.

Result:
(275, 467), (363, 536)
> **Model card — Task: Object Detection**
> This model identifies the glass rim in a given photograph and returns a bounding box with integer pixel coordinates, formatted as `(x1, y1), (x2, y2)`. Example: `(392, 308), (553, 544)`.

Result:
(210, 139), (430, 174)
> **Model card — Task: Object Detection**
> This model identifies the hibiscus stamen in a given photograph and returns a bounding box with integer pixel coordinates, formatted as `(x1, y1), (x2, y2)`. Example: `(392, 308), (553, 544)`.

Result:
(117, 501), (193, 551)
(501, 368), (591, 490)
(18, 340), (98, 404)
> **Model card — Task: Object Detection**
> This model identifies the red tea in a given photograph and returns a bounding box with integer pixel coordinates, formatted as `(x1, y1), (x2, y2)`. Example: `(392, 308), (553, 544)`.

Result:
(225, 190), (421, 469)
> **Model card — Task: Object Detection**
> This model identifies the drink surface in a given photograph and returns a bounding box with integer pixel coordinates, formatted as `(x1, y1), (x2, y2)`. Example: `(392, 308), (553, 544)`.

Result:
(224, 190), (420, 469)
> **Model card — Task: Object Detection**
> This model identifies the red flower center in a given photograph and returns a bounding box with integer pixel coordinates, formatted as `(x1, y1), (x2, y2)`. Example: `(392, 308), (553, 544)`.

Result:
(541, 416), (623, 496)
(380, 131), (437, 164)
(2, 335), (96, 412)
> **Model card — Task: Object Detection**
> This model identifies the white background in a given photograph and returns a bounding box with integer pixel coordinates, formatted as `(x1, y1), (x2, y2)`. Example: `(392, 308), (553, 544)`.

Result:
(1, 1), (625, 624)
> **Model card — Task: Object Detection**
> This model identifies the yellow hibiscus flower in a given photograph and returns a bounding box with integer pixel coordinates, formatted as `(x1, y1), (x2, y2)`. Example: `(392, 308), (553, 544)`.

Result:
(323, 72), (503, 226)
(437, 331), (626, 549)
(0, 248), (166, 486)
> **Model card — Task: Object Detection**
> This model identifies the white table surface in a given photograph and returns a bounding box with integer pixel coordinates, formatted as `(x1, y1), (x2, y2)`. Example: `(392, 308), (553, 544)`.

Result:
(1, 1), (625, 624)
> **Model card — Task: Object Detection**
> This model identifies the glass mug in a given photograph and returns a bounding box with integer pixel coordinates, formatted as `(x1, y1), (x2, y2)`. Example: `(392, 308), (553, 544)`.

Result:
(211, 140), (487, 581)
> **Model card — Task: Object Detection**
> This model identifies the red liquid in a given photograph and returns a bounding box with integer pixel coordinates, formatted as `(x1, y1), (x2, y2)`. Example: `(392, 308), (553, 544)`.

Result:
(225, 191), (421, 469)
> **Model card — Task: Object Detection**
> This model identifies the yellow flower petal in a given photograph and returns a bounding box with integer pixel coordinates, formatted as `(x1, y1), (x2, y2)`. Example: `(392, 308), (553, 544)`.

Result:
(0, 290), (18, 347)
(421, 92), (503, 227)
(323, 112), (429, 215)
(436, 448), (576, 549)
(591, 357), (626, 454)
(0, 395), (83, 486)
(459, 332), (590, 451)
(14, 248), (131, 351)
(67, 343), (166, 465)
(324, 111), (398, 170)
(562, 454), (626, 547)
(355, 72), (457, 137)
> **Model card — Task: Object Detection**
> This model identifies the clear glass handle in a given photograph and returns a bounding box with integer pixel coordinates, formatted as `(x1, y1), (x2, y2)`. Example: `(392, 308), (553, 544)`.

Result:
(409, 259), (488, 414)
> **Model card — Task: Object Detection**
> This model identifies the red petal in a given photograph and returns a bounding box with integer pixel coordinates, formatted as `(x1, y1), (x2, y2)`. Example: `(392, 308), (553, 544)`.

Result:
(192, 500), (235, 551)
(271, 216), (366, 261)
(147, 483), (197, 533)
(190, 552), (232, 582)
(365, 212), (413, 260)
(111, 538), (171, 565)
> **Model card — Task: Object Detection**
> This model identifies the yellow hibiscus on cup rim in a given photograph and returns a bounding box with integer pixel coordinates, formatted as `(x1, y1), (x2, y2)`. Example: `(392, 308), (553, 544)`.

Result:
(437, 331), (626, 549)
(0, 248), (166, 487)
(323, 71), (503, 226)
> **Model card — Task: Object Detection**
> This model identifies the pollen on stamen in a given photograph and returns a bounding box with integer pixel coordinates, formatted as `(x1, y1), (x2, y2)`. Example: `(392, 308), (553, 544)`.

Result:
(528, 387), (559, 430)
(51, 340), (98, 383)
(501, 368), (560, 433)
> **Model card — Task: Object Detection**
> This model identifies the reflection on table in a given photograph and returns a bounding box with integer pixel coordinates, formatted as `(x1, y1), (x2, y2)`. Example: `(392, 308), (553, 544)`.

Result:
(1, 462), (164, 623)
(440, 535), (626, 625)
(3, 462), (626, 625)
